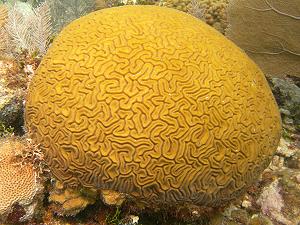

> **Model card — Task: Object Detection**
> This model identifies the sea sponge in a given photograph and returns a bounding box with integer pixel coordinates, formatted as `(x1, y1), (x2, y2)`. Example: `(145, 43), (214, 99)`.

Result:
(0, 137), (43, 222)
(25, 5), (281, 207)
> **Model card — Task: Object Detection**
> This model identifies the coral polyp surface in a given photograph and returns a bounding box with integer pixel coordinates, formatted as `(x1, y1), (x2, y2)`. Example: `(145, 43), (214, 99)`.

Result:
(197, 0), (229, 33)
(0, 137), (43, 222)
(25, 5), (281, 207)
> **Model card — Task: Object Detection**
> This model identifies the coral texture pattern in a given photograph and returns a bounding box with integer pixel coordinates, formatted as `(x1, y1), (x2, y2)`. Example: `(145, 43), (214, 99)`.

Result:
(0, 138), (39, 217)
(25, 6), (281, 206)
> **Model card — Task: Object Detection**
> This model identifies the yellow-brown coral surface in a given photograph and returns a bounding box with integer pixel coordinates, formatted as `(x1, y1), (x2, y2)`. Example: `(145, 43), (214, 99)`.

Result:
(25, 5), (281, 207)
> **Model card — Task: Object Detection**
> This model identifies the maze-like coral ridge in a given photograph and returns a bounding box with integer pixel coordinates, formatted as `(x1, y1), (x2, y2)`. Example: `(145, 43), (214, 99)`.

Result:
(25, 6), (281, 206)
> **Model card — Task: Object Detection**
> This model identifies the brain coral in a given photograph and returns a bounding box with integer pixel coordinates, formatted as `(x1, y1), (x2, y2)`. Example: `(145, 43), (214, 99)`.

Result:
(25, 5), (281, 207)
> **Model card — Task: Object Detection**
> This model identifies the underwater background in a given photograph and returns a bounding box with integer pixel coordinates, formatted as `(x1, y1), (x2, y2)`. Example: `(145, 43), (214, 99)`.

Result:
(0, 0), (299, 225)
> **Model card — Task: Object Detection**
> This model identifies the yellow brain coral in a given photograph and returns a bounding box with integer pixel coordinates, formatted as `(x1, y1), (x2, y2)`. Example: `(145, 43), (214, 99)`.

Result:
(25, 6), (281, 207)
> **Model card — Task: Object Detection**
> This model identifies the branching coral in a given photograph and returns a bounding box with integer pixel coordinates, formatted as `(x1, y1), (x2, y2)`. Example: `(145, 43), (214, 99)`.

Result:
(225, 0), (300, 77)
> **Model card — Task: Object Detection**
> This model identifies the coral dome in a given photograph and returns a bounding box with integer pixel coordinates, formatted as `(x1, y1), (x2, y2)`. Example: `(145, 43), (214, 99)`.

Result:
(25, 5), (281, 207)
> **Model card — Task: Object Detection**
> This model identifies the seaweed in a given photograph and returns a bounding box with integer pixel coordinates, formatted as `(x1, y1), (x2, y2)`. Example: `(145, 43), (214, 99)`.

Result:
(105, 207), (122, 225)
(0, 122), (14, 137)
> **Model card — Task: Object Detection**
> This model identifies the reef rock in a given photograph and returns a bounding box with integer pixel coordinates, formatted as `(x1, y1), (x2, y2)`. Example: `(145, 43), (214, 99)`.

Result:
(255, 167), (300, 225)
(49, 180), (97, 216)
(267, 76), (300, 131)
(25, 6), (281, 208)
(0, 60), (24, 134)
